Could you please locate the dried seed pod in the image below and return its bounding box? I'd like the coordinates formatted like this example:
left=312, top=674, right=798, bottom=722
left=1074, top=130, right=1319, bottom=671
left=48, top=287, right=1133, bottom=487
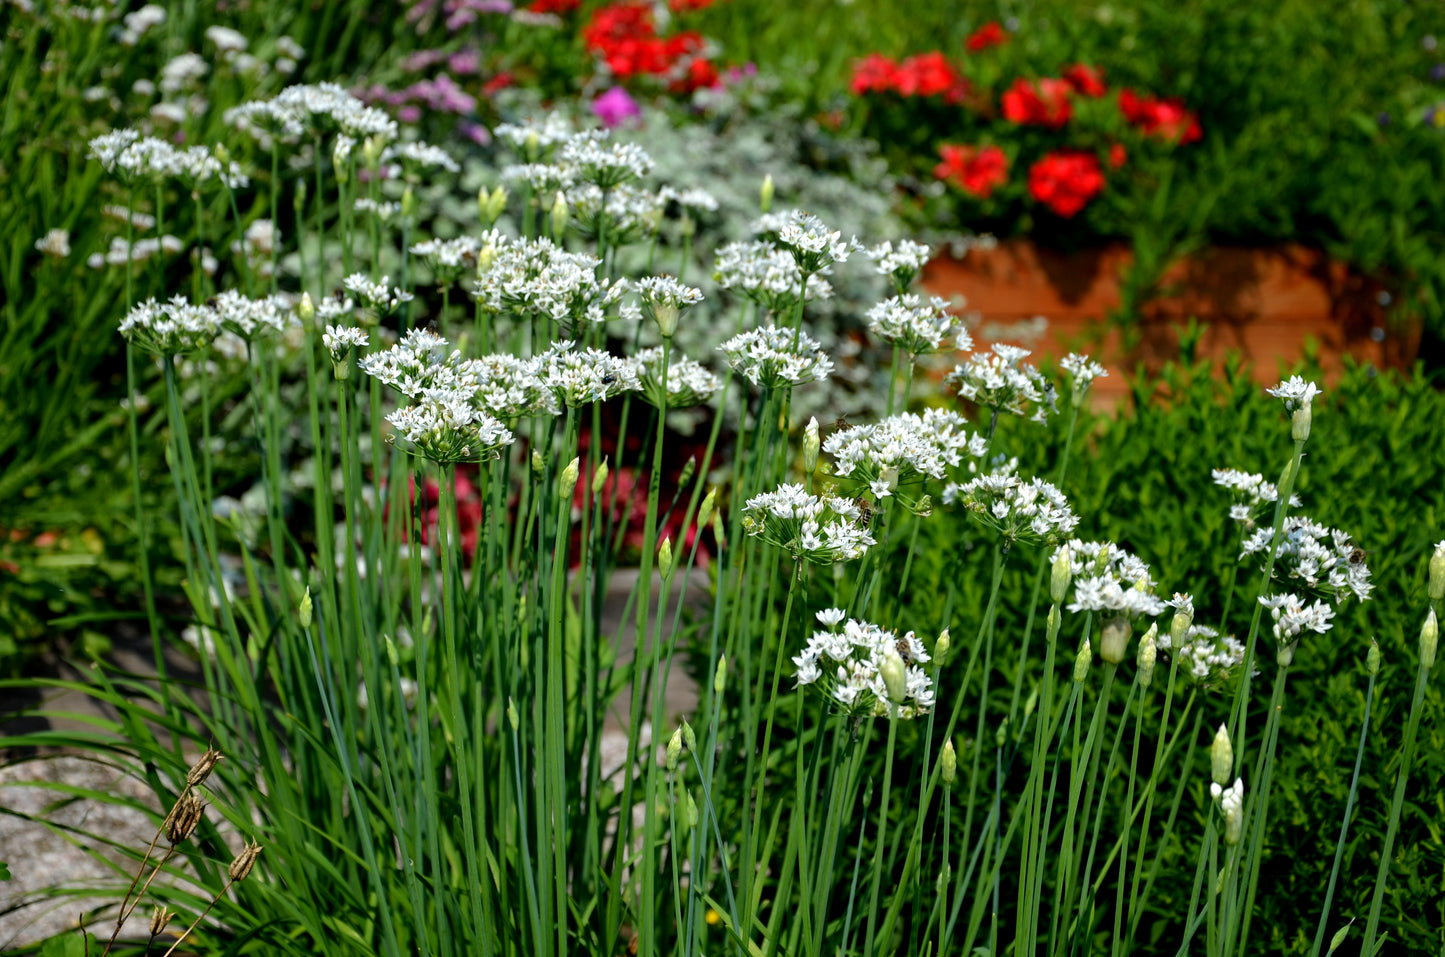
left=149, top=905, right=173, bottom=937
left=167, top=793, right=206, bottom=845
left=228, top=840, right=263, bottom=882
left=186, top=747, right=224, bottom=788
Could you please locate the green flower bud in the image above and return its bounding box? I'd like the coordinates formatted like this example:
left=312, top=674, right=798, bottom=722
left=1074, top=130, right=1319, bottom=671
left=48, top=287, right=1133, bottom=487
left=1138, top=623, right=1157, bottom=688
left=298, top=291, right=315, bottom=323
left=803, top=416, right=820, bottom=474
left=1421, top=607, right=1438, bottom=670
left=681, top=720, right=696, bottom=754
left=1328, top=922, right=1351, bottom=955
left=934, top=628, right=950, bottom=663
left=1073, top=638, right=1092, bottom=683
left=1051, top=548, right=1072, bottom=605
left=477, top=243, right=496, bottom=277
left=362, top=135, right=384, bottom=170
left=760, top=174, right=774, bottom=213
left=550, top=190, right=568, bottom=242
left=592, top=457, right=610, bottom=495
left=507, top=697, right=519, bottom=731
left=678, top=455, right=696, bottom=489
left=1171, top=607, right=1192, bottom=647
left=1047, top=603, right=1060, bottom=634
left=1277, top=639, right=1298, bottom=667
left=698, top=488, right=717, bottom=531
left=332, top=139, right=350, bottom=184
left=1210, top=723, right=1233, bottom=786
left=1367, top=638, right=1381, bottom=676
left=658, top=537, right=674, bottom=578
left=666, top=727, right=682, bottom=770
left=713, top=654, right=727, bottom=697
left=298, top=587, right=312, bottom=629
left=682, top=788, right=698, bottom=831
left=293, top=176, right=307, bottom=212
left=1023, top=684, right=1039, bottom=719
left=559, top=457, right=580, bottom=496
left=213, top=144, right=230, bottom=166
left=653, top=300, right=679, bottom=338
left=941, top=739, right=957, bottom=786
left=881, top=649, right=906, bottom=705
left=401, top=186, right=416, bottom=220
left=1100, top=617, right=1131, bottom=665
left=383, top=633, right=400, bottom=668
left=531, top=448, right=545, bottom=474
left=1429, top=541, right=1445, bottom=602
left=995, top=718, right=1008, bottom=749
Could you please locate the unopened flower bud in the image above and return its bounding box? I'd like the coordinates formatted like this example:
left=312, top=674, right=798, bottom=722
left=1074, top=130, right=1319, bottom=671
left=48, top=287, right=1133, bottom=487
left=1210, top=723, right=1232, bottom=786
left=1291, top=403, right=1312, bottom=443
left=666, top=727, right=682, bottom=770
left=477, top=244, right=496, bottom=276
left=714, top=654, right=727, bottom=696
left=653, top=300, right=679, bottom=338
left=881, top=649, right=906, bottom=704
left=678, top=456, right=696, bottom=489
left=228, top=840, right=263, bottom=882
left=298, top=587, right=312, bottom=629
left=941, top=739, right=957, bottom=786
left=1130, top=625, right=1154, bottom=689
left=332, top=140, right=350, bottom=184
left=658, top=537, right=674, bottom=578
left=559, top=457, right=579, bottom=495
left=186, top=747, right=224, bottom=788
left=1223, top=780, right=1244, bottom=845
left=213, top=144, right=230, bottom=166
left=698, top=488, right=717, bottom=531
left=592, top=457, right=610, bottom=495
left=524, top=129, right=541, bottom=159
left=1277, top=640, right=1298, bottom=667
left=1073, top=638, right=1092, bottom=683
left=298, top=291, right=315, bottom=323
left=995, top=718, right=1008, bottom=749
left=1328, top=923, right=1351, bottom=954
left=803, top=416, right=819, bottom=474
left=1100, top=617, right=1130, bottom=665
left=1367, top=638, right=1381, bottom=676
left=550, top=191, right=568, bottom=241
left=401, top=186, right=416, bottom=220
left=362, top=135, right=384, bottom=170
left=1429, top=541, right=1445, bottom=602
left=684, top=788, right=699, bottom=829
left=760, top=174, right=774, bottom=213
left=481, top=185, right=508, bottom=225
left=1047, top=604, right=1060, bottom=634
left=149, top=905, right=173, bottom=937
left=934, top=628, right=949, bottom=663
left=507, top=697, right=519, bottom=731
left=293, top=177, right=307, bottom=212
left=383, top=633, right=400, bottom=667
left=1051, top=549, right=1072, bottom=605
left=1421, top=608, right=1438, bottom=669
left=531, top=448, right=545, bottom=474
left=1023, top=684, right=1039, bottom=719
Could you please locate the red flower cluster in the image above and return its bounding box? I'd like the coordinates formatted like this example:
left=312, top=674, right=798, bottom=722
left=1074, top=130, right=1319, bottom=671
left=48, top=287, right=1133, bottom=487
left=1028, top=150, right=1106, bottom=218
left=1119, top=89, right=1202, bottom=143
left=528, top=0, right=579, bottom=13
left=965, top=21, right=1009, bottom=52
left=1062, top=63, right=1106, bottom=98
left=848, top=52, right=965, bottom=102
left=1001, top=77, right=1073, bottom=129
left=582, top=3, right=711, bottom=83
left=934, top=144, right=1009, bottom=199
left=668, top=0, right=719, bottom=9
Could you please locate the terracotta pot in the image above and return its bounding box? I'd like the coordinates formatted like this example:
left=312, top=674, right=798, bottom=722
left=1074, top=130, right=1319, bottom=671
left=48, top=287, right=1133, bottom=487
left=920, top=240, right=1421, bottom=403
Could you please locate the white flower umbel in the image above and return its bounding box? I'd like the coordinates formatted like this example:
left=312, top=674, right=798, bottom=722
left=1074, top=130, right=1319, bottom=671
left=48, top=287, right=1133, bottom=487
left=634, top=276, right=703, bottom=338
left=1156, top=623, right=1252, bottom=690
left=718, top=324, right=834, bottom=389
left=1052, top=539, right=1158, bottom=592
left=387, top=386, right=515, bottom=465
left=657, top=185, right=720, bottom=212
left=500, top=162, right=578, bottom=196
left=1065, top=577, right=1167, bottom=619
left=792, top=616, right=934, bottom=719
left=1241, top=515, right=1373, bottom=605
left=742, top=483, right=875, bottom=565
left=1267, top=375, right=1321, bottom=441
left=119, top=295, right=222, bottom=355
left=947, top=343, right=1055, bottom=423
left=343, top=273, right=415, bottom=315
left=495, top=114, right=574, bottom=161
left=558, top=130, right=654, bottom=188
left=322, top=325, right=369, bottom=363
left=359, top=328, right=480, bottom=398
left=713, top=240, right=834, bottom=315
left=946, top=474, right=1078, bottom=547
left=1213, top=467, right=1303, bottom=529
left=35, top=228, right=71, bottom=258
left=538, top=340, right=642, bottom=407
left=1259, top=591, right=1336, bottom=664
left=354, top=198, right=403, bottom=224
left=773, top=210, right=864, bottom=276
left=472, top=353, right=559, bottom=418
left=472, top=235, right=626, bottom=330
left=411, top=236, right=481, bottom=285
left=867, top=294, right=970, bottom=356
left=382, top=140, right=460, bottom=177
left=211, top=290, right=294, bottom=340
left=1059, top=352, right=1108, bottom=403
left=565, top=183, right=664, bottom=245
left=825, top=409, right=981, bottom=503
left=865, top=239, right=933, bottom=294
left=632, top=346, right=721, bottom=409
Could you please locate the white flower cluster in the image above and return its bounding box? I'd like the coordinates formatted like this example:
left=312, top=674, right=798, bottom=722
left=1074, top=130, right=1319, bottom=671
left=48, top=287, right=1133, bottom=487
left=947, top=343, right=1054, bottom=423
left=1265, top=375, right=1320, bottom=413
left=343, top=273, right=415, bottom=314
left=1241, top=515, right=1372, bottom=604
left=773, top=210, right=864, bottom=276
left=1211, top=777, right=1245, bottom=844
left=473, top=235, right=626, bottom=329
left=1212, top=468, right=1302, bottom=528
left=355, top=198, right=403, bottom=223
left=741, top=484, right=875, bottom=564
left=211, top=290, right=294, bottom=339
left=120, top=296, right=220, bottom=355
left=713, top=240, right=834, bottom=315
left=1259, top=592, right=1336, bottom=660
left=635, top=275, right=704, bottom=336
left=387, top=390, right=515, bottom=465
left=232, top=219, right=279, bottom=280
left=34, top=228, right=71, bottom=258
left=792, top=613, right=935, bottom=719
left=718, top=325, right=834, bottom=389
left=322, top=325, right=369, bottom=364
left=1059, top=353, right=1108, bottom=401
left=495, top=114, right=574, bottom=160
left=866, top=294, right=968, bottom=356
left=657, top=185, right=720, bottom=212
left=500, top=162, right=577, bottom=196
left=538, top=341, right=642, bottom=407
left=360, top=329, right=478, bottom=398
left=88, top=235, right=184, bottom=269
left=1052, top=539, right=1164, bottom=619
left=565, top=183, right=664, bottom=244
left=865, top=239, right=933, bottom=292
left=1156, top=623, right=1251, bottom=689
left=632, top=346, right=721, bottom=409
left=472, top=353, right=560, bottom=418
left=825, top=409, right=981, bottom=500
left=88, top=130, right=248, bottom=189
left=225, top=82, right=397, bottom=145
left=411, top=236, right=481, bottom=283
left=382, top=140, right=460, bottom=176
left=945, top=474, right=1078, bottom=546
left=558, top=130, right=654, bottom=188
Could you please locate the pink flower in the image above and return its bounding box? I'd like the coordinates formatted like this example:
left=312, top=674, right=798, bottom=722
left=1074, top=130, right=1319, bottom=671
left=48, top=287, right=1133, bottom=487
left=592, top=86, right=642, bottom=128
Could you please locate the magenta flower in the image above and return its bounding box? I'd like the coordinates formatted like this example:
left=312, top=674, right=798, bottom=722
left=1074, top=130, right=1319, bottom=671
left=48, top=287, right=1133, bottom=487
left=593, top=87, right=642, bottom=128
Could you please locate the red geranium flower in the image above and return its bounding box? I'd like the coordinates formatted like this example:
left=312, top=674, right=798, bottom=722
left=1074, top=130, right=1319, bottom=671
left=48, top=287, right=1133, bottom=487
left=529, top=0, right=579, bottom=12
left=1119, top=89, right=1202, bottom=143
left=1001, top=77, right=1073, bottom=128
left=934, top=143, right=1009, bottom=199
left=965, top=21, right=1009, bottom=52
left=1028, top=150, right=1105, bottom=217
left=1107, top=142, right=1127, bottom=169
left=850, top=53, right=901, bottom=95
left=895, top=52, right=966, bottom=101
left=671, top=57, right=721, bottom=93
left=1062, top=63, right=1106, bottom=98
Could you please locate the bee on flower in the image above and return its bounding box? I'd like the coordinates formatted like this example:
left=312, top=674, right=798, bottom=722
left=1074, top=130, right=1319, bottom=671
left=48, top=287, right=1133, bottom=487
left=741, top=484, right=875, bottom=564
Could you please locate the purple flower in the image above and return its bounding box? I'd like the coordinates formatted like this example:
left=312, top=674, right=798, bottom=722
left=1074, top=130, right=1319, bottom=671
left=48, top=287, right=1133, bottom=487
left=592, top=87, right=642, bottom=128
left=1431, top=63, right=1445, bottom=82
left=459, top=122, right=492, bottom=146
left=449, top=49, right=482, bottom=76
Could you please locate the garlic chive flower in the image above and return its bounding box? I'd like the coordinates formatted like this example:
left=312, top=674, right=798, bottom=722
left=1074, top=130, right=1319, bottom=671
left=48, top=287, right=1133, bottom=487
left=741, top=483, right=875, bottom=564
left=323, top=325, right=368, bottom=378
left=657, top=185, right=720, bottom=213
left=1155, top=623, right=1252, bottom=690
left=210, top=290, right=294, bottom=340
left=471, top=235, right=626, bottom=329
left=558, top=130, right=654, bottom=188
left=792, top=616, right=934, bottom=718
left=635, top=276, right=703, bottom=338
left=719, top=324, right=834, bottom=389
left=1259, top=592, right=1336, bottom=665
left=500, top=162, right=578, bottom=196
left=632, top=346, right=721, bottom=409
left=945, top=474, right=1078, bottom=547
left=947, top=343, right=1054, bottom=423
left=1212, top=468, right=1303, bottom=528
left=565, top=183, right=664, bottom=244
left=773, top=210, right=864, bottom=276
left=1212, top=777, right=1245, bottom=845
left=537, top=340, right=642, bottom=407
left=386, top=388, right=514, bottom=465
left=360, top=328, right=480, bottom=398
left=495, top=114, right=574, bottom=161
left=411, top=236, right=481, bottom=285
left=825, top=409, right=980, bottom=503
left=1240, top=515, right=1373, bottom=604
left=343, top=273, right=414, bottom=315
left=473, top=353, right=560, bottom=418
left=1267, top=375, right=1320, bottom=441
left=713, top=240, right=834, bottom=315
left=865, top=239, right=933, bottom=294
left=382, top=140, right=460, bottom=177
left=866, top=294, right=970, bottom=356
left=1059, top=352, right=1108, bottom=403
left=120, top=296, right=221, bottom=355
left=1050, top=539, right=1164, bottom=619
